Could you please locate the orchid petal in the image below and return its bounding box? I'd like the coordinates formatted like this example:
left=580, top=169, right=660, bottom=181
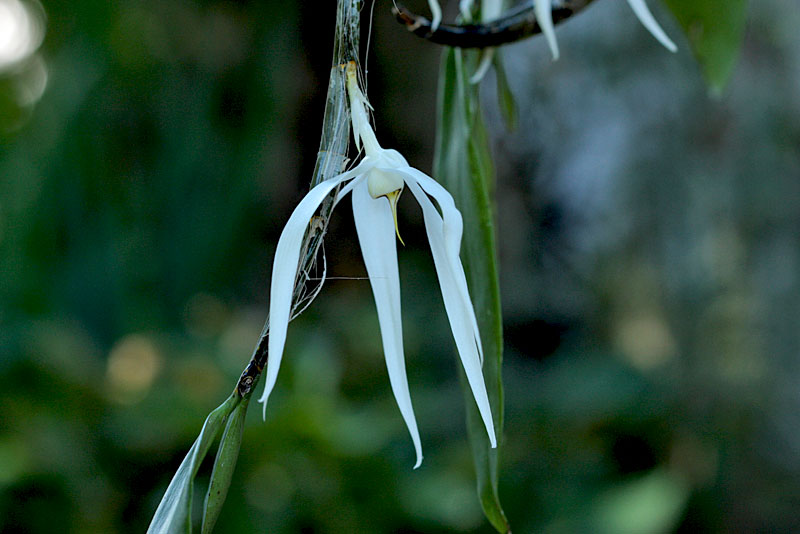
left=333, top=173, right=366, bottom=208
left=625, top=0, right=678, bottom=52
left=352, top=180, right=423, bottom=468
left=534, top=0, right=559, bottom=60
left=405, top=175, right=497, bottom=448
left=258, top=169, right=361, bottom=416
left=404, top=168, right=484, bottom=364
left=330, top=156, right=381, bottom=208
left=428, top=0, right=442, bottom=32
left=333, top=159, right=379, bottom=208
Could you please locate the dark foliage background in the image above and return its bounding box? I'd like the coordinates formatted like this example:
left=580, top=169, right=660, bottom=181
left=1, top=0, right=799, bottom=532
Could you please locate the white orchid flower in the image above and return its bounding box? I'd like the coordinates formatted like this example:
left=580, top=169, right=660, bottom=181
left=257, top=63, right=497, bottom=468
left=535, top=0, right=677, bottom=60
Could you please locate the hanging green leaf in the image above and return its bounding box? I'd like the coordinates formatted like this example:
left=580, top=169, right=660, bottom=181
left=146, top=394, right=240, bottom=534
left=434, top=47, right=509, bottom=534
left=201, top=396, right=251, bottom=534
left=493, top=51, right=517, bottom=132
left=662, top=0, right=749, bottom=94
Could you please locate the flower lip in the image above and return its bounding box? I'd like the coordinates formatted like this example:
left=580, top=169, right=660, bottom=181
left=367, top=167, right=405, bottom=200
left=366, top=167, right=406, bottom=245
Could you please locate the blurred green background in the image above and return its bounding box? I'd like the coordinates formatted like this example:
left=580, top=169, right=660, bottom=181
left=2, top=0, right=800, bottom=532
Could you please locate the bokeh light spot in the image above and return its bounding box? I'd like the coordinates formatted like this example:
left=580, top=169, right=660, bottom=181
left=106, top=335, right=163, bottom=403
left=615, top=314, right=676, bottom=371
left=0, top=0, right=44, bottom=70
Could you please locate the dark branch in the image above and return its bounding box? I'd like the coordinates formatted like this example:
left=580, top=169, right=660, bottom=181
left=392, top=0, right=596, bottom=49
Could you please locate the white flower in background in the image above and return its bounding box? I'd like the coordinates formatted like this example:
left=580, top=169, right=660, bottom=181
left=459, top=0, right=475, bottom=20
left=429, top=0, right=443, bottom=31
left=535, top=0, right=560, bottom=60
left=535, top=0, right=677, bottom=60
left=258, top=62, right=497, bottom=468
left=624, top=0, right=677, bottom=52
left=469, top=0, right=504, bottom=83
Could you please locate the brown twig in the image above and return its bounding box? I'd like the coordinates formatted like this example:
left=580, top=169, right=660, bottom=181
left=392, top=0, right=596, bottom=49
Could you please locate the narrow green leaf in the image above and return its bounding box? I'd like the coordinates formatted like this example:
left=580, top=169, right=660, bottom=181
left=493, top=51, right=517, bottom=132
left=201, top=397, right=251, bottom=534
left=662, top=0, right=749, bottom=94
left=434, top=47, right=510, bottom=534
left=147, top=394, right=240, bottom=534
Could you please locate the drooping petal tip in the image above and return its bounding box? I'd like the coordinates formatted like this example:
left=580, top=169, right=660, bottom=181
left=469, top=48, right=495, bottom=85
left=534, top=0, right=559, bottom=60
left=625, top=0, right=678, bottom=53
left=405, top=174, right=496, bottom=449
left=428, top=0, right=442, bottom=32
left=352, top=180, right=424, bottom=470
left=259, top=395, right=268, bottom=420
left=260, top=172, right=356, bottom=423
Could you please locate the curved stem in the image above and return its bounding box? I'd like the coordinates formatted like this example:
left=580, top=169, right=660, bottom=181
left=392, top=0, right=596, bottom=49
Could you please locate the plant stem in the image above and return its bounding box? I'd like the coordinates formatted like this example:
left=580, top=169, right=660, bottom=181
left=393, top=0, right=596, bottom=48
left=236, top=0, right=363, bottom=397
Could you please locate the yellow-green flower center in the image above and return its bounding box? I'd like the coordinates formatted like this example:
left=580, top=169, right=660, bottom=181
left=368, top=168, right=405, bottom=245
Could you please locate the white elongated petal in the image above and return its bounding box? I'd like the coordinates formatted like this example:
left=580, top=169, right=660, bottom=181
left=534, top=0, right=559, bottom=60
left=258, top=162, right=371, bottom=416
left=404, top=168, right=483, bottom=364
left=334, top=164, right=375, bottom=208
left=405, top=174, right=497, bottom=448
left=625, top=0, right=677, bottom=52
left=428, top=0, right=442, bottom=31
left=352, top=180, right=423, bottom=468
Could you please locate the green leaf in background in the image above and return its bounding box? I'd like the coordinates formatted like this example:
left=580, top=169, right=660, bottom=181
left=662, top=0, right=749, bottom=94
left=434, top=47, right=509, bottom=534
left=592, top=470, right=689, bottom=534
left=493, top=51, right=517, bottom=132
left=147, top=394, right=240, bottom=534
left=201, top=397, right=250, bottom=534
